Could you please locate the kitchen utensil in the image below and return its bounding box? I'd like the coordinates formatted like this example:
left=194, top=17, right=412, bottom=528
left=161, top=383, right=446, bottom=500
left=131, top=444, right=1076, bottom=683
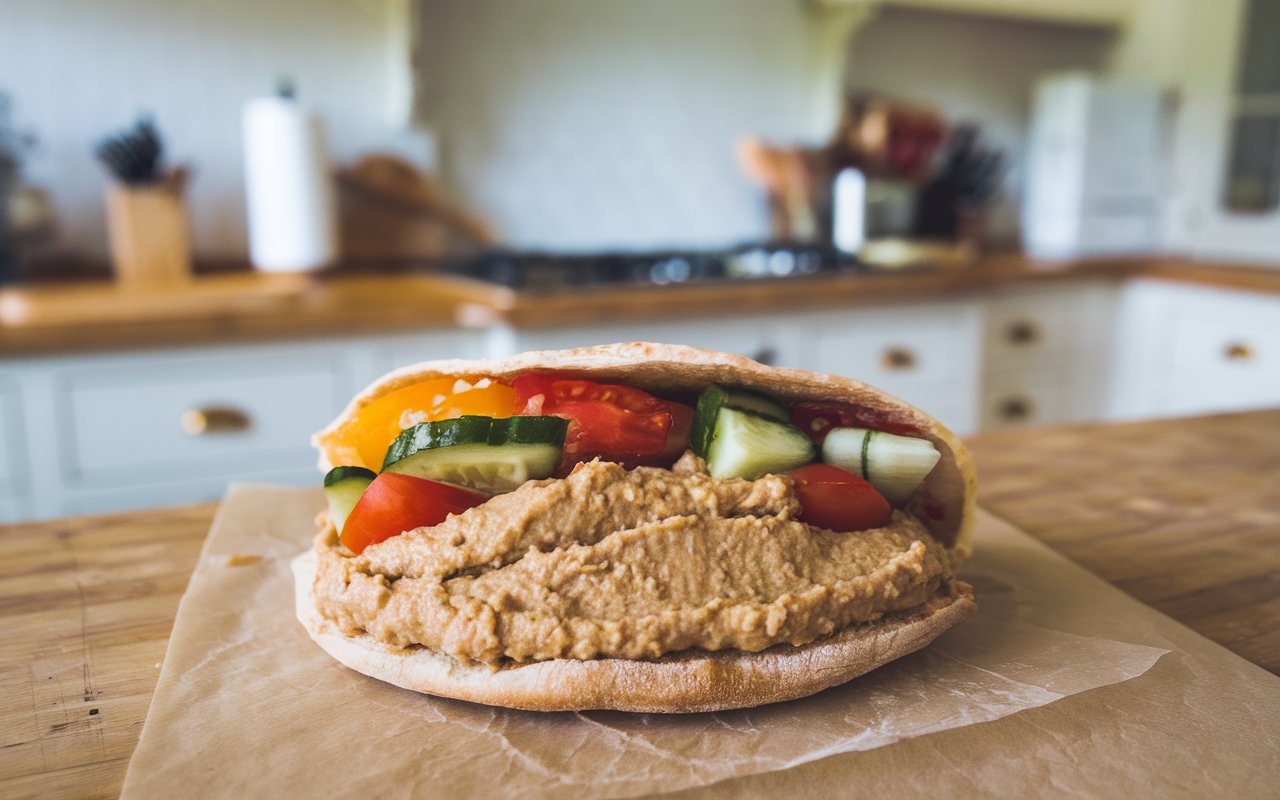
left=336, top=153, right=498, bottom=261
left=735, top=138, right=821, bottom=242
left=95, top=117, right=164, bottom=185
left=104, top=166, right=193, bottom=287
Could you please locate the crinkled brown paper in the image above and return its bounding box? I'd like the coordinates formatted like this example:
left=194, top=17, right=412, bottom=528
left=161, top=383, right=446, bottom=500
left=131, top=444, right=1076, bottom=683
left=122, top=485, right=1280, bottom=799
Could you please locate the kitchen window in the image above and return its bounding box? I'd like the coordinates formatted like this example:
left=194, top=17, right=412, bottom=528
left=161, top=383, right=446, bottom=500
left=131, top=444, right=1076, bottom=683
left=1222, top=0, right=1280, bottom=213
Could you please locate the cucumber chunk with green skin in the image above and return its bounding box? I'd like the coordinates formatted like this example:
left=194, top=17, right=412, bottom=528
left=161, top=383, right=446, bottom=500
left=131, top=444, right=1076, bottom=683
left=382, top=415, right=569, bottom=492
left=821, top=427, right=941, bottom=506
left=720, top=388, right=788, bottom=421
left=704, top=406, right=815, bottom=480
left=323, top=466, right=376, bottom=533
left=691, top=385, right=790, bottom=456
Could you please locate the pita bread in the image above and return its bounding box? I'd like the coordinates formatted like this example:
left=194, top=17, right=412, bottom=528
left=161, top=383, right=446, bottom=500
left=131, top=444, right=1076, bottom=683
left=293, top=551, right=975, bottom=713
left=300, top=343, right=978, bottom=712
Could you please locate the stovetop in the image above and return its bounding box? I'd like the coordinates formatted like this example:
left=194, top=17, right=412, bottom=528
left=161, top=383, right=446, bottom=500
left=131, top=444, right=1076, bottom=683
left=440, top=244, right=864, bottom=292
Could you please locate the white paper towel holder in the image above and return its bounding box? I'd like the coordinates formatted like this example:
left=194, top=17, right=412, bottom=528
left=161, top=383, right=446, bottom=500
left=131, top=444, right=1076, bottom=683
left=242, top=79, right=338, bottom=273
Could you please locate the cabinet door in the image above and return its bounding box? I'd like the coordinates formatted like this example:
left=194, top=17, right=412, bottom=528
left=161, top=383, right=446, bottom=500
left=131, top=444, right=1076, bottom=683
left=798, top=301, right=983, bottom=435
left=981, top=282, right=1119, bottom=428
left=0, top=375, right=24, bottom=504
left=54, top=348, right=347, bottom=489
left=1110, top=280, right=1280, bottom=418
left=507, top=317, right=792, bottom=367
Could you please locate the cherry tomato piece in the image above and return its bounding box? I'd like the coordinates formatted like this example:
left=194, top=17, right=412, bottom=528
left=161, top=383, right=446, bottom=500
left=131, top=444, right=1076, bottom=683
left=512, top=374, right=681, bottom=469
left=791, top=463, right=892, bottom=532
left=790, top=401, right=921, bottom=445
left=340, top=472, right=488, bottom=554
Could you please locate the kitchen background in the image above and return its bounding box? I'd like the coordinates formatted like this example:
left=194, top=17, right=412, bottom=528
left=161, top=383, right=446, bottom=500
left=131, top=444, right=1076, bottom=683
left=1, top=0, right=1278, bottom=522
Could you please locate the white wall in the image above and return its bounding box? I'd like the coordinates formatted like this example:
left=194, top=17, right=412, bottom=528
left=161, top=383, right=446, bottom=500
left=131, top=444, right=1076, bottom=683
left=0, top=0, right=410, bottom=260
left=843, top=6, right=1115, bottom=247
left=415, top=0, right=839, bottom=251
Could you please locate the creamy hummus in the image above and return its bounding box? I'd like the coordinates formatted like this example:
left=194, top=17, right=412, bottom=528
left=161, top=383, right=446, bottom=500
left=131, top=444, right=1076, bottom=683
left=313, top=457, right=956, bottom=667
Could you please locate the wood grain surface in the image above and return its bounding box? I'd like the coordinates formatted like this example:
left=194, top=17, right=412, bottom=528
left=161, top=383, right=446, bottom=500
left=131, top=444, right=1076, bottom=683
left=966, top=410, right=1280, bottom=675
left=0, top=505, right=209, bottom=798
left=0, top=273, right=500, bottom=357
left=1, top=409, right=1278, bottom=797
left=5, top=256, right=1280, bottom=356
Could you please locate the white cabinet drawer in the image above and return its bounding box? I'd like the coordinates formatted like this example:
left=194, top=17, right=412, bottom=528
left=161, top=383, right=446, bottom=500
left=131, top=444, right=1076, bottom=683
left=55, top=468, right=317, bottom=518
left=57, top=354, right=345, bottom=486
left=1164, top=312, right=1280, bottom=404
left=377, top=330, right=488, bottom=374
left=810, top=307, right=972, bottom=392
left=511, top=319, right=785, bottom=366
left=985, top=293, right=1075, bottom=367
left=0, top=377, right=22, bottom=498
left=0, top=496, right=28, bottom=525
left=981, top=374, right=1070, bottom=431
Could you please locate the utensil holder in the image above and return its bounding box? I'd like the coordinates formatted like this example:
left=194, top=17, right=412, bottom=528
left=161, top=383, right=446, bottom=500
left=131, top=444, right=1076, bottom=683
left=105, top=177, right=192, bottom=287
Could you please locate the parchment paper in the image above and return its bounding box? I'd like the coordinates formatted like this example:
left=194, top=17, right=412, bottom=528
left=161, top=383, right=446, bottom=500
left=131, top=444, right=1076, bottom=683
left=121, top=485, right=1280, bottom=799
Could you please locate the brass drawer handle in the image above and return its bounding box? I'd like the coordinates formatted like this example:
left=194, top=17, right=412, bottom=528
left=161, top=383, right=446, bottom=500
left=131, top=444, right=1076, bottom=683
left=997, top=395, right=1035, bottom=422
left=1224, top=342, right=1254, bottom=362
left=1005, top=319, right=1041, bottom=346
left=880, top=347, right=917, bottom=371
left=181, top=406, right=252, bottom=436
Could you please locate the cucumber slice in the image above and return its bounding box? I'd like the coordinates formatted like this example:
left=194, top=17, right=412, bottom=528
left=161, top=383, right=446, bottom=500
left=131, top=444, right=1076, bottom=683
left=822, top=427, right=941, bottom=506
left=721, top=388, right=788, bottom=421
left=382, top=415, right=568, bottom=492
left=323, top=466, right=376, bottom=533
left=704, top=406, right=815, bottom=480
left=691, top=385, right=790, bottom=456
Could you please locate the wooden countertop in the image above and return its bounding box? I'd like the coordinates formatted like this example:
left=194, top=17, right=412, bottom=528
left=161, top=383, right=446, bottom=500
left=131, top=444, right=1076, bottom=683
left=4, top=255, right=1280, bottom=357
left=2, top=409, right=1278, bottom=795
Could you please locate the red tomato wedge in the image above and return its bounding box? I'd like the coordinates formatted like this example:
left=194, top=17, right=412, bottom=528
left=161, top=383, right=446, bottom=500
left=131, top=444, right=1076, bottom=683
left=790, top=401, right=921, bottom=445
left=791, top=463, right=892, bottom=532
left=512, top=374, right=692, bottom=469
left=340, top=472, right=488, bottom=554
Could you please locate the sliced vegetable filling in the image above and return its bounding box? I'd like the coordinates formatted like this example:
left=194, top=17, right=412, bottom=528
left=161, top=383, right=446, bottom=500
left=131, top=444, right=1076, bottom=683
left=324, top=372, right=946, bottom=550
left=383, top=415, right=569, bottom=493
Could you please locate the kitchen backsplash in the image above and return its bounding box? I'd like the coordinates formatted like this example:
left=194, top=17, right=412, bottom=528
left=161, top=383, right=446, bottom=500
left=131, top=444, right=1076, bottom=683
left=0, top=0, right=411, bottom=260
left=415, top=0, right=1116, bottom=252
left=415, top=0, right=837, bottom=252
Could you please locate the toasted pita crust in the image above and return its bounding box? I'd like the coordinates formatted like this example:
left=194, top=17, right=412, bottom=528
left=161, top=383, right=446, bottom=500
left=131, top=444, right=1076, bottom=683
left=313, top=342, right=976, bottom=556
left=292, top=551, right=976, bottom=713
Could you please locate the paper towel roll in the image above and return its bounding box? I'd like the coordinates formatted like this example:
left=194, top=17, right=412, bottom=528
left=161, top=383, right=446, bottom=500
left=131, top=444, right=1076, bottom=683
left=242, top=96, right=337, bottom=271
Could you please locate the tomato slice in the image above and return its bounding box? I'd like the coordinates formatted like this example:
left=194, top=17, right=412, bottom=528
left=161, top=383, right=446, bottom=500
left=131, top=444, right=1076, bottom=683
left=340, top=472, right=488, bottom=554
left=790, top=401, right=921, bottom=445
left=791, top=463, right=892, bottom=532
left=512, top=374, right=689, bottom=469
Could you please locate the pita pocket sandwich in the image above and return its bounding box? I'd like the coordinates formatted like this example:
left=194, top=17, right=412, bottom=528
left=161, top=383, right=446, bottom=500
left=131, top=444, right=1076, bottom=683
left=293, top=343, right=976, bottom=712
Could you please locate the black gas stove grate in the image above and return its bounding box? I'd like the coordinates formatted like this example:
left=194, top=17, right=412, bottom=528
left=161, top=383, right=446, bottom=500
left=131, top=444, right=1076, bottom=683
left=441, top=244, right=863, bottom=291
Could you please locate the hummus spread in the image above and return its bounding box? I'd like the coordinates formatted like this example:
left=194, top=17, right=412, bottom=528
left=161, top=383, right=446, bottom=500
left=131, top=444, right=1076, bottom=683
left=313, top=458, right=955, bottom=666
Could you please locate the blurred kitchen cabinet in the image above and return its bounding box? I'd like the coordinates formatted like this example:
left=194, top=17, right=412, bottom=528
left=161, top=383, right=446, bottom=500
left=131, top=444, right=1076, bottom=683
left=5, top=329, right=486, bottom=522
left=980, top=282, right=1119, bottom=430
left=494, top=317, right=796, bottom=368
left=791, top=300, right=985, bottom=435
left=1110, top=280, right=1280, bottom=418
left=0, top=375, right=29, bottom=523
left=818, top=0, right=1132, bottom=28
left=371, top=329, right=489, bottom=377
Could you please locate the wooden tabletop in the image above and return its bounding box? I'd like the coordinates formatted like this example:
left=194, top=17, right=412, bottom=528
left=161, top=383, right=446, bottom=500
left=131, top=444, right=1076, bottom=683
left=2, top=409, right=1279, bottom=797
